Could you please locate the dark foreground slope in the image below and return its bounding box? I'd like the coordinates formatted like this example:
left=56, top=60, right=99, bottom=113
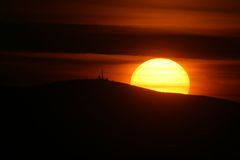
left=2, top=79, right=240, bottom=158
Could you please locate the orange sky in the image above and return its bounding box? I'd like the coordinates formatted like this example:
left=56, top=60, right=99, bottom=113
left=1, top=0, right=240, bottom=36
left=0, top=0, right=239, bottom=101
left=1, top=52, right=240, bottom=102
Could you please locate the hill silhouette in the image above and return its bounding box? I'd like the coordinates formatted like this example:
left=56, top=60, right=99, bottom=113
left=2, top=79, right=240, bottom=158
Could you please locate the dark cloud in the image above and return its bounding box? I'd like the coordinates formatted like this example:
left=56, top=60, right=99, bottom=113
left=0, top=24, right=239, bottom=59
left=1, top=0, right=239, bottom=35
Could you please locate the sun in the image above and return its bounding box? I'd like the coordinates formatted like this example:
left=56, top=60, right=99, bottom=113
left=130, top=58, right=190, bottom=94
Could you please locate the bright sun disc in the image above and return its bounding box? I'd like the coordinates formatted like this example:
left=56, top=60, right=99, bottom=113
left=130, top=58, right=190, bottom=94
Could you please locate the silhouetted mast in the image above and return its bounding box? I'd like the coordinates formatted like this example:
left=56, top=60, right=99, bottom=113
left=98, top=69, right=108, bottom=80
left=101, top=70, right=104, bottom=79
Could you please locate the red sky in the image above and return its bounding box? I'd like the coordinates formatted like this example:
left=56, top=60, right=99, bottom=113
left=0, top=0, right=239, bottom=101
left=1, top=52, right=240, bottom=102
left=1, top=0, right=240, bottom=36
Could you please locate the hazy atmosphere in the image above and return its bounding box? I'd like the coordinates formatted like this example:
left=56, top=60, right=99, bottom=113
left=2, top=0, right=240, bottom=158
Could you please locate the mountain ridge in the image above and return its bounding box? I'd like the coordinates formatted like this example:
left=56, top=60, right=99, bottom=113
left=37, top=79, right=239, bottom=104
left=3, top=79, right=240, bottom=158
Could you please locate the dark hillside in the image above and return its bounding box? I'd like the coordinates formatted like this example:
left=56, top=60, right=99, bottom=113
left=2, top=79, right=240, bottom=158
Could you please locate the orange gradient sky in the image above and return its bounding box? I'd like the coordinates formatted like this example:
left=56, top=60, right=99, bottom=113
left=0, top=1, right=240, bottom=102
left=1, top=52, right=240, bottom=102
left=1, top=0, right=240, bottom=36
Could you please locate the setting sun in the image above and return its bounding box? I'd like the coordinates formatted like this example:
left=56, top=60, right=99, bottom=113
left=130, top=58, right=190, bottom=94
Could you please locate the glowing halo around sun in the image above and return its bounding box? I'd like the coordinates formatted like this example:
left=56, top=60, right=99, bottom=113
left=130, top=58, right=190, bottom=94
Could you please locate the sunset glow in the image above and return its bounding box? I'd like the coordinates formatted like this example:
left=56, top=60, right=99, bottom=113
left=130, top=58, right=190, bottom=94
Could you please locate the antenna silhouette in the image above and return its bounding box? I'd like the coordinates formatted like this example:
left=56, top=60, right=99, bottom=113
left=101, top=69, right=104, bottom=79
left=97, top=69, right=108, bottom=81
